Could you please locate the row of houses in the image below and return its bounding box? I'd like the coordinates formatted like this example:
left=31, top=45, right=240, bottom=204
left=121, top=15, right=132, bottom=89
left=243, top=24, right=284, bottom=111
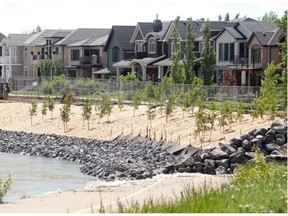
left=0, top=16, right=284, bottom=86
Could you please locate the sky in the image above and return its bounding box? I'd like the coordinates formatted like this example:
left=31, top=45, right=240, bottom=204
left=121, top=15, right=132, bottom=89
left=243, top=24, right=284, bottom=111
left=0, top=0, right=286, bottom=36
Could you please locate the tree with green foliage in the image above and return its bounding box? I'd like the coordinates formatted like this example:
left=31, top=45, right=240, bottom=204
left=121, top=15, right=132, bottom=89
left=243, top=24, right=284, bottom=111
left=132, top=89, right=144, bottom=117
left=46, top=96, right=55, bottom=119
left=41, top=99, right=48, bottom=121
left=235, top=101, right=245, bottom=123
left=223, top=101, right=234, bottom=128
left=275, top=11, right=287, bottom=109
left=170, top=16, right=184, bottom=83
left=218, top=103, right=228, bottom=133
left=60, top=104, right=70, bottom=132
left=259, top=11, right=278, bottom=22
left=40, top=58, right=53, bottom=77
left=256, top=62, right=282, bottom=120
left=201, top=20, right=216, bottom=85
left=252, top=94, right=265, bottom=123
left=207, top=101, right=218, bottom=141
left=0, top=174, right=12, bottom=204
left=183, top=17, right=196, bottom=84
left=120, top=71, right=139, bottom=82
left=82, top=99, right=93, bottom=130
left=146, top=99, right=157, bottom=128
left=99, top=94, right=112, bottom=122
left=117, top=91, right=126, bottom=111
left=53, top=59, right=64, bottom=77
left=224, top=13, right=230, bottom=21
left=29, top=100, right=37, bottom=126
left=194, top=108, right=210, bottom=148
left=165, top=92, right=176, bottom=122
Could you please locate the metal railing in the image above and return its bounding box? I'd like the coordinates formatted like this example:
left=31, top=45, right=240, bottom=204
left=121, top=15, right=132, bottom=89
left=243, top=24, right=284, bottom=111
left=3, top=76, right=266, bottom=103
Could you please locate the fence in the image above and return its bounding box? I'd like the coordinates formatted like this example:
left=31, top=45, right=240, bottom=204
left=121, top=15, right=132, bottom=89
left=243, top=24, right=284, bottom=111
left=4, top=76, right=263, bottom=103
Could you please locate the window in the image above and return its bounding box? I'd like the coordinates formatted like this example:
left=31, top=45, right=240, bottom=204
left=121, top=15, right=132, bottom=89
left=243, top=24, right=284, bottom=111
left=53, top=47, right=59, bottom=54
left=24, top=48, right=28, bottom=58
left=23, top=66, right=28, bottom=77
left=135, top=40, right=145, bottom=52
left=252, top=47, right=261, bottom=63
left=148, top=38, right=156, bottom=53
left=112, top=46, right=120, bottom=62
left=219, top=43, right=234, bottom=62
left=71, top=49, right=80, bottom=61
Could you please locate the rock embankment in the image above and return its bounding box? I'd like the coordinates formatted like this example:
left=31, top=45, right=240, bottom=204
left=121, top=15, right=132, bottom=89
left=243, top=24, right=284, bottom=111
left=0, top=120, right=286, bottom=181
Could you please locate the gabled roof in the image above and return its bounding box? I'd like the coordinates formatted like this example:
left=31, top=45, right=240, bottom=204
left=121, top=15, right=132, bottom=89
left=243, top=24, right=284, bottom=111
left=231, top=17, right=257, bottom=22
left=130, top=22, right=152, bottom=42
left=55, top=28, right=110, bottom=46
left=144, top=21, right=172, bottom=41
left=104, top=25, right=135, bottom=51
left=200, top=21, right=235, bottom=32
left=24, top=29, right=72, bottom=46
left=68, top=35, right=109, bottom=47
left=0, top=32, right=6, bottom=42
left=249, top=28, right=284, bottom=46
left=1, top=34, right=32, bottom=46
left=214, top=26, right=246, bottom=41
left=238, top=21, right=277, bottom=33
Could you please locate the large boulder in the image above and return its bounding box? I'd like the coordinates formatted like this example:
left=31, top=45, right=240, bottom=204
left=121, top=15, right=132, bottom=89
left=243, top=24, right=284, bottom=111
left=215, top=159, right=230, bottom=169
left=229, top=151, right=245, bottom=164
left=208, top=148, right=229, bottom=160
left=219, top=143, right=237, bottom=155
left=215, top=166, right=227, bottom=175
left=242, top=139, right=252, bottom=151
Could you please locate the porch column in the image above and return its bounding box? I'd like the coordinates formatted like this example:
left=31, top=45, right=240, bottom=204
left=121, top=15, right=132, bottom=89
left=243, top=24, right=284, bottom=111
left=158, top=65, right=163, bottom=81
left=131, top=65, right=135, bottom=72
left=142, top=66, right=147, bottom=81
left=116, top=67, right=120, bottom=81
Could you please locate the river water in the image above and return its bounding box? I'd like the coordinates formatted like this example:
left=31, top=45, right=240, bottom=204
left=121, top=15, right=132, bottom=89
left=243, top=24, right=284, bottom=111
left=0, top=152, right=96, bottom=202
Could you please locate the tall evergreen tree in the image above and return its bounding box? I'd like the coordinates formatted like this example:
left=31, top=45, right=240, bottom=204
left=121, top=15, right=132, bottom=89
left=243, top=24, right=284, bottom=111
left=224, top=13, right=230, bottom=21
left=200, top=20, right=216, bottom=85
left=183, top=18, right=196, bottom=84
left=259, top=11, right=278, bottom=22
left=170, top=16, right=184, bottom=83
left=275, top=11, right=287, bottom=108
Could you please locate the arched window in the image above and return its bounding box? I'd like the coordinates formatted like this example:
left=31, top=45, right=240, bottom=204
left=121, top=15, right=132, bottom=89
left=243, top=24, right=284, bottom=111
left=148, top=38, right=156, bottom=54
left=112, top=46, right=120, bottom=62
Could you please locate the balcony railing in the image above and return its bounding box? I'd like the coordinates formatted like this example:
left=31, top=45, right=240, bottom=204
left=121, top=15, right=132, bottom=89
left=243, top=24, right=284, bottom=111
left=0, top=56, right=20, bottom=64
left=79, top=56, right=101, bottom=65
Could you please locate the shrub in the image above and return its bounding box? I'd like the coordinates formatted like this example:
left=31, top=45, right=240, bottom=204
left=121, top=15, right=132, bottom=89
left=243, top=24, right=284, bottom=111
left=0, top=174, right=12, bottom=204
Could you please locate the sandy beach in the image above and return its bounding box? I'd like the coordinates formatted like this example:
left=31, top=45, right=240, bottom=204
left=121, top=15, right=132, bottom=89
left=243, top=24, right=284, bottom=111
left=0, top=100, right=276, bottom=213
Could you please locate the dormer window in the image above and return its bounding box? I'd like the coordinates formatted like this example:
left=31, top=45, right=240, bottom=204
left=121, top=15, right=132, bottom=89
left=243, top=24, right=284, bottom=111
left=148, top=38, right=156, bottom=54
left=135, top=40, right=145, bottom=52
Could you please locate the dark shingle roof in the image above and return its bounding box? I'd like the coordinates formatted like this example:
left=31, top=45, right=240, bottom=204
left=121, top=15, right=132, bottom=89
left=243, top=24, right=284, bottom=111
left=0, top=32, right=6, bottom=42
left=24, top=29, right=72, bottom=46
left=225, top=27, right=245, bottom=39
left=55, top=28, right=110, bottom=45
left=178, top=20, right=205, bottom=40
left=253, top=28, right=284, bottom=46
left=138, top=22, right=153, bottom=37
left=239, top=21, right=277, bottom=33
left=200, top=21, right=235, bottom=32
left=104, top=25, right=135, bottom=51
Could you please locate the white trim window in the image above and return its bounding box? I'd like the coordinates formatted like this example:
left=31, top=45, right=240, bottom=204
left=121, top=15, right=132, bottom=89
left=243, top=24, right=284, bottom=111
left=135, top=40, right=145, bottom=52
left=148, top=38, right=156, bottom=54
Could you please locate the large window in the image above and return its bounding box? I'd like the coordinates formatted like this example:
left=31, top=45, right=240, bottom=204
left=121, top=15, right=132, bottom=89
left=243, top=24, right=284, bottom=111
left=252, top=47, right=261, bottom=63
left=71, top=49, right=79, bottom=61
left=135, top=40, right=145, bottom=52
left=112, top=46, right=120, bottom=62
left=219, top=43, right=234, bottom=62
left=148, top=38, right=156, bottom=53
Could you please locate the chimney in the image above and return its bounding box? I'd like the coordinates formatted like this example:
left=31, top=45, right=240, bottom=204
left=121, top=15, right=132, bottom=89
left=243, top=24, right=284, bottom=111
left=153, top=14, right=162, bottom=32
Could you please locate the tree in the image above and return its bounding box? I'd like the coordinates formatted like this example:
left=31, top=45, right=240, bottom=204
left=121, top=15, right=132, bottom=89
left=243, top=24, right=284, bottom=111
left=46, top=96, right=55, bottom=119
left=117, top=91, right=126, bottom=111
left=0, top=174, right=12, bottom=204
left=183, top=17, right=196, bottom=84
left=201, top=20, right=216, bottom=85
left=41, top=99, right=48, bottom=121
left=224, top=13, right=230, bottom=21
left=29, top=100, right=37, bottom=126
left=234, top=13, right=240, bottom=19
left=256, top=62, right=282, bottom=120
left=218, top=15, right=223, bottom=21
left=60, top=104, right=70, bottom=132
left=146, top=100, right=157, bottom=128
left=165, top=92, right=176, bottom=122
left=120, top=71, right=139, bottom=82
left=259, top=11, right=278, bottom=22
left=82, top=99, right=93, bottom=130
left=275, top=11, right=287, bottom=108
left=132, top=89, right=143, bottom=117
left=99, top=94, right=112, bottom=122
left=53, top=59, right=64, bottom=77
left=235, top=101, right=245, bottom=123
left=40, top=59, right=52, bottom=77
left=170, top=16, right=184, bottom=83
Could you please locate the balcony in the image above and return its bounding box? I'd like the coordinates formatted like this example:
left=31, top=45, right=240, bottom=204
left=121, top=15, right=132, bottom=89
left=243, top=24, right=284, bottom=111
left=80, top=55, right=101, bottom=65
left=0, top=56, right=20, bottom=64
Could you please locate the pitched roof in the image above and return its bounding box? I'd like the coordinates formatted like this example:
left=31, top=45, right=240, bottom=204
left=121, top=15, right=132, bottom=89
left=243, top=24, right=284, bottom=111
left=252, top=28, right=284, bottom=46
left=200, top=21, right=235, bottom=32
left=224, top=27, right=245, bottom=39
left=0, top=32, right=6, bottom=42
left=239, top=21, right=277, bottom=33
left=24, top=29, right=72, bottom=46
left=105, top=25, right=135, bottom=51
left=68, top=35, right=109, bottom=46
left=138, top=22, right=153, bottom=37
left=1, top=34, right=32, bottom=46
left=55, top=28, right=110, bottom=45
